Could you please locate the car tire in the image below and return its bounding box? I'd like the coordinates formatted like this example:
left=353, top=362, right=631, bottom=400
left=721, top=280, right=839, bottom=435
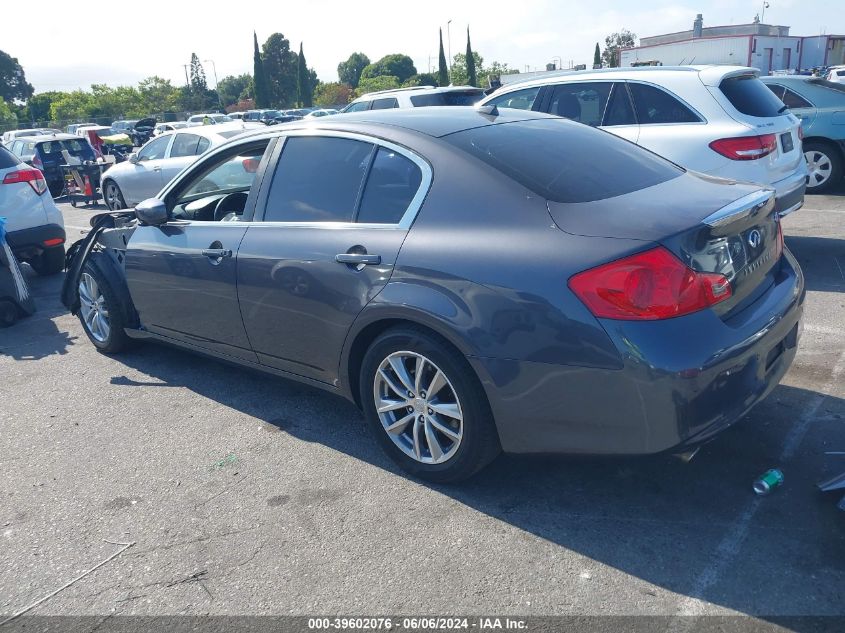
left=29, top=246, right=65, bottom=275
left=804, top=141, right=843, bottom=193
left=76, top=257, right=135, bottom=354
left=360, top=326, right=501, bottom=483
left=104, top=180, right=127, bottom=211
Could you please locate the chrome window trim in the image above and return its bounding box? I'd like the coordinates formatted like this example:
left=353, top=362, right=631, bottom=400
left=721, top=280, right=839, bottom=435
left=256, top=129, right=433, bottom=230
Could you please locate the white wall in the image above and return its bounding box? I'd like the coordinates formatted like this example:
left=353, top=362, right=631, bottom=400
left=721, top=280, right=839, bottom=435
left=748, top=36, right=801, bottom=73
left=621, top=37, right=750, bottom=67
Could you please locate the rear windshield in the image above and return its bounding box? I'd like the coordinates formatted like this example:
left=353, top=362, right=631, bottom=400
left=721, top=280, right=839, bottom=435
left=39, top=139, right=95, bottom=158
left=808, top=78, right=845, bottom=94
left=411, top=90, right=485, bottom=107
left=0, top=145, right=20, bottom=169
left=720, top=75, right=787, bottom=117
left=444, top=119, right=682, bottom=203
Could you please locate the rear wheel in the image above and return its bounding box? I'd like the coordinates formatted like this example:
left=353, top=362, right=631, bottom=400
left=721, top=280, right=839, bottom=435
left=77, top=261, right=133, bottom=353
left=804, top=142, right=843, bottom=193
left=360, top=327, right=500, bottom=482
left=104, top=180, right=127, bottom=210
left=29, top=246, right=65, bottom=275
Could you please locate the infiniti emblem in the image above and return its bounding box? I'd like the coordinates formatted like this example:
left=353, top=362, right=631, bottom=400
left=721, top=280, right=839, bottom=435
left=747, top=229, right=762, bottom=249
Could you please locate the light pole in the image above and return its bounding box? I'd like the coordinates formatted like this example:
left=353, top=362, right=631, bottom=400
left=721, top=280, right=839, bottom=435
left=552, top=56, right=562, bottom=70
left=447, top=20, right=452, bottom=82
left=761, top=1, right=770, bottom=23
left=203, top=59, right=223, bottom=111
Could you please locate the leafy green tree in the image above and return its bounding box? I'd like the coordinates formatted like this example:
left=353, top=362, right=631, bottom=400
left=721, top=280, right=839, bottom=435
left=0, top=98, right=18, bottom=131
left=465, top=28, right=477, bottom=87
left=50, top=91, right=96, bottom=122
left=189, top=53, right=208, bottom=91
left=450, top=52, right=483, bottom=86
left=297, top=43, right=313, bottom=107
left=360, top=54, right=417, bottom=84
left=26, top=92, right=64, bottom=124
left=438, top=30, right=449, bottom=87
left=0, top=50, right=33, bottom=103
left=593, top=43, right=601, bottom=68
left=262, top=33, right=299, bottom=108
left=355, top=75, right=400, bottom=97
left=137, top=76, right=179, bottom=113
left=602, top=29, right=636, bottom=68
left=402, top=73, right=439, bottom=87
left=253, top=32, right=269, bottom=108
left=314, top=82, right=352, bottom=107
left=337, top=52, right=370, bottom=89
left=217, top=74, right=252, bottom=107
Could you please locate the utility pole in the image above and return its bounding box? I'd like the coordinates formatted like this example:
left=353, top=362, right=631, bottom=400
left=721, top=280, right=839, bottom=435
left=447, top=19, right=453, bottom=81
left=204, top=59, right=223, bottom=111
left=182, top=64, right=190, bottom=87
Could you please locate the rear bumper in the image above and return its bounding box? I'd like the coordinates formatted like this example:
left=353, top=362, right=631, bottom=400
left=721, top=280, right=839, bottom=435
left=773, top=168, right=807, bottom=216
left=471, top=250, right=805, bottom=455
left=5, top=223, right=66, bottom=260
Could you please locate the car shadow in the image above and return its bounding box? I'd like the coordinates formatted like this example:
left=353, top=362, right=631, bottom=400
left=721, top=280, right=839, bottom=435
left=109, top=340, right=845, bottom=620
left=785, top=236, right=845, bottom=293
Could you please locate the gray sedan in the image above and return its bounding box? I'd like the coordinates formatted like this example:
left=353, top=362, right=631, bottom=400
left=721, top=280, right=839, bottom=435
left=63, top=108, right=805, bottom=482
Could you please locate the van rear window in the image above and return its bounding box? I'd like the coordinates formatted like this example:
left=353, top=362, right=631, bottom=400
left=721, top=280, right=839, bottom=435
left=444, top=118, right=681, bottom=203
left=720, top=75, right=787, bottom=117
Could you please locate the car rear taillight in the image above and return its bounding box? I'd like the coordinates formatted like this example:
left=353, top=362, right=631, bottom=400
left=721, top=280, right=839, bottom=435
left=709, top=134, right=777, bottom=161
left=43, top=238, right=64, bottom=247
left=31, top=154, right=43, bottom=170
left=569, top=246, right=733, bottom=320
left=2, top=168, right=48, bottom=195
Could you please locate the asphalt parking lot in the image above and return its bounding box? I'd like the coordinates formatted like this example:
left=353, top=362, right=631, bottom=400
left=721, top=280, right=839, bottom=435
left=1, top=190, right=844, bottom=621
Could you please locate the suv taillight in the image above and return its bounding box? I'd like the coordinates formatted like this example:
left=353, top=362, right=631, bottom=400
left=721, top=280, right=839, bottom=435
left=569, top=247, right=732, bottom=320
left=709, top=134, right=777, bottom=161
left=2, top=167, right=48, bottom=195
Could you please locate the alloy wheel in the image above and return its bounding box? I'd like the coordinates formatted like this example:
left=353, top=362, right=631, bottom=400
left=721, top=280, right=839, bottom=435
left=805, top=149, right=832, bottom=188
left=78, top=272, right=111, bottom=343
left=373, top=351, right=464, bottom=465
left=106, top=183, right=124, bottom=210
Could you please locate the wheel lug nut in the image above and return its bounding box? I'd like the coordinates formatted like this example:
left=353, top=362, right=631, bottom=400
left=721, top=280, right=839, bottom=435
left=418, top=415, right=424, bottom=422
left=428, top=408, right=433, bottom=415
left=420, top=391, right=426, bottom=398
left=407, top=391, right=413, bottom=397
left=407, top=406, right=413, bottom=413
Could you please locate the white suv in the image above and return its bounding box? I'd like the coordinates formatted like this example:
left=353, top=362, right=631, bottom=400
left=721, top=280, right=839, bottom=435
left=480, top=66, right=807, bottom=215
left=0, top=144, right=66, bottom=274
left=342, top=86, right=485, bottom=112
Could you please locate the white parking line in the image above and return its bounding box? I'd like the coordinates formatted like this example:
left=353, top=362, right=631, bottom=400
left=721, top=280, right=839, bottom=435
left=674, top=348, right=845, bottom=618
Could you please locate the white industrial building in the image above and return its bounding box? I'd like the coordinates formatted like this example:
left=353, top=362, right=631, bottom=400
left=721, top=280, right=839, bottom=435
left=620, top=15, right=844, bottom=74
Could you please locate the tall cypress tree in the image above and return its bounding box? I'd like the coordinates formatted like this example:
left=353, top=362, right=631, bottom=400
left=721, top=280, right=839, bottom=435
left=593, top=42, right=601, bottom=68
left=297, top=42, right=313, bottom=107
left=466, top=27, right=477, bottom=87
left=253, top=31, right=269, bottom=108
left=438, top=29, right=449, bottom=87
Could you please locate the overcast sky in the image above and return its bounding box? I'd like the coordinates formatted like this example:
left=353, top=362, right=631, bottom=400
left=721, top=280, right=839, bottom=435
left=5, top=0, right=838, bottom=93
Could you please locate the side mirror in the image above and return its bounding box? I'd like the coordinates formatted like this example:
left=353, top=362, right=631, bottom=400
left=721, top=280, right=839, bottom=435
left=135, top=198, right=168, bottom=226
left=128, top=152, right=139, bottom=164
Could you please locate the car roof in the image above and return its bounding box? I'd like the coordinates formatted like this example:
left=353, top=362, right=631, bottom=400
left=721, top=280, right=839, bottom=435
left=356, top=85, right=485, bottom=100
left=236, top=106, right=560, bottom=141
left=159, top=121, right=263, bottom=139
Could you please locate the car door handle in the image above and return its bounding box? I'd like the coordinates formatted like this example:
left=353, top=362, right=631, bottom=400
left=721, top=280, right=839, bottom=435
left=202, top=248, right=232, bottom=258
left=335, top=253, right=381, bottom=265
left=153, top=166, right=162, bottom=171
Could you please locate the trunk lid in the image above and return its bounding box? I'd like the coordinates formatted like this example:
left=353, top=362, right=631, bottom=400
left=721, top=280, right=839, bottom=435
left=548, top=173, right=781, bottom=315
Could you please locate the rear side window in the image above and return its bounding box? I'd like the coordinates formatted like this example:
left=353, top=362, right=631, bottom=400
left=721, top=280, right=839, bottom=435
left=720, top=75, right=786, bottom=117
left=782, top=88, right=812, bottom=109
left=444, top=119, right=682, bottom=203
left=370, top=98, right=399, bottom=110
left=603, top=83, right=636, bottom=126
left=410, top=90, right=484, bottom=107
left=197, top=137, right=211, bottom=153
left=264, top=136, right=373, bottom=222
left=486, top=86, right=540, bottom=110
left=547, top=82, right=613, bottom=127
left=357, top=148, right=423, bottom=224
left=170, top=133, right=202, bottom=157
left=628, top=83, right=701, bottom=124
left=0, top=145, right=20, bottom=168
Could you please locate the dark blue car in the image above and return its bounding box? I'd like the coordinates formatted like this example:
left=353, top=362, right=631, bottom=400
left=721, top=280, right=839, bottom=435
left=63, top=108, right=805, bottom=482
left=8, top=133, right=96, bottom=196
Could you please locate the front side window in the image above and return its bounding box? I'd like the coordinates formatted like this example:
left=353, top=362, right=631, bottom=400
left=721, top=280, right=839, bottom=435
left=264, top=136, right=373, bottom=222
left=344, top=101, right=370, bottom=113
left=486, top=86, right=540, bottom=111
left=357, top=148, right=423, bottom=224
left=547, top=82, right=613, bottom=127
left=181, top=145, right=268, bottom=199
left=170, top=133, right=202, bottom=157
left=628, top=83, right=701, bottom=124
left=138, top=135, right=170, bottom=161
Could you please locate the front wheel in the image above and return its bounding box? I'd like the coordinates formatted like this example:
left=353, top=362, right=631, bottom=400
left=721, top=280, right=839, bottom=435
left=804, top=142, right=843, bottom=193
left=104, top=180, right=127, bottom=210
left=360, top=327, right=501, bottom=482
left=77, top=260, right=134, bottom=353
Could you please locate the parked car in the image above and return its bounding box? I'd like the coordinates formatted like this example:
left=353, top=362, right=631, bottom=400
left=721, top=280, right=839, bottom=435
left=186, top=113, right=233, bottom=127
left=153, top=122, right=189, bottom=136
left=762, top=75, right=845, bottom=191
left=64, top=108, right=804, bottom=482
left=305, top=109, right=339, bottom=118
left=227, top=112, right=245, bottom=121
left=480, top=66, right=807, bottom=216
left=825, top=65, right=845, bottom=83
left=7, top=133, right=97, bottom=197
left=100, top=121, right=262, bottom=209
left=110, top=120, right=139, bottom=134
left=0, top=143, right=66, bottom=274
left=2, top=128, right=61, bottom=144
left=342, top=86, right=485, bottom=112
left=66, top=123, right=96, bottom=135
